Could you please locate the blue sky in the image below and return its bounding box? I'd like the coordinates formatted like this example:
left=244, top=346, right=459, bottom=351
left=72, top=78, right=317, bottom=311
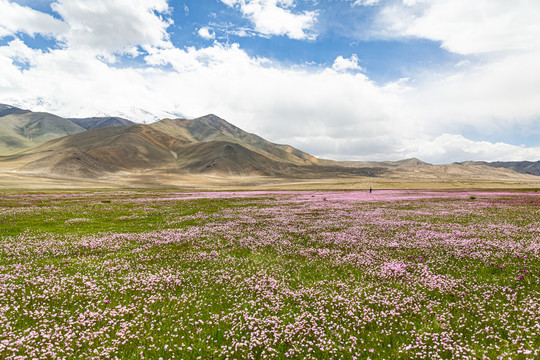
left=5, top=0, right=462, bottom=83
left=1, top=0, right=540, bottom=163
left=170, top=1, right=462, bottom=83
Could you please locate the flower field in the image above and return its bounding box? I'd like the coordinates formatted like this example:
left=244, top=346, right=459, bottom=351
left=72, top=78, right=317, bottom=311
left=0, top=190, right=539, bottom=359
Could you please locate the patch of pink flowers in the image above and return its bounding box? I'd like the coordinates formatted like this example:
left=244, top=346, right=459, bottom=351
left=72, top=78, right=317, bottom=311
left=0, top=190, right=539, bottom=359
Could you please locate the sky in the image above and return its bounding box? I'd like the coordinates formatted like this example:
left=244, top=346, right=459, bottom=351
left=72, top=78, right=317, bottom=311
left=1, top=0, right=540, bottom=164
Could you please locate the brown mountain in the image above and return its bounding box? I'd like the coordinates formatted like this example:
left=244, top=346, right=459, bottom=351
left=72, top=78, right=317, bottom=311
left=0, top=104, right=86, bottom=155
left=17, top=124, right=182, bottom=171
left=69, top=116, right=136, bottom=130
left=150, top=115, right=320, bottom=166
left=7, top=114, right=383, bottom=179
left=0, top=104, right=136, bottom=155
left=19, top=149, right=120, bottom=178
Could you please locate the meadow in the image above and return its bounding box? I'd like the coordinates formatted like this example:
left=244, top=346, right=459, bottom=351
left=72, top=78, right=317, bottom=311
left=0, top=190, right=539, bottom=359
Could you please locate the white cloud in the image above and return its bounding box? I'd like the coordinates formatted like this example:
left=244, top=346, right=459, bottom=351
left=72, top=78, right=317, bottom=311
left=350, top=0, right=540, bottom=162
left=403, top=51, right=540, bottom=130
left=309, top=133, right=540, bottom=163
left=0, top=0, right=67, bottom=38
left=352, top=0, right=380, bottom=6
left=1, top=41, right=402, bottom=156
left=401, top=134, right=540, bottom=163
left=332, top=54, right=364, bottom=72
left=368, top=1, right=540, bottom=140
left=0, top=45, right=179, bottom=120
left=198, top=27, right=215, bottom=40
left=0, top=38, right=42, bottom=66
left=0, top=50, right=26, bottom=91
left=2, top=35, right=539, bottom=163
left=378, top=0, right=540, bottom=54
left=219, top=0, right=318, bottom=40
left=50, top=0, right=172, bottom=54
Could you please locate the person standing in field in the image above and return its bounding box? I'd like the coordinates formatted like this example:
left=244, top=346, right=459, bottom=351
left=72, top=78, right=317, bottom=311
left=369, top=186, right=372, bottom=193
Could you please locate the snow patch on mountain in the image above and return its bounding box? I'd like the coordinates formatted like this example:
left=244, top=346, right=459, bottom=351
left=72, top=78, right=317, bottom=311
left=3, top=97, right=186, bottom=123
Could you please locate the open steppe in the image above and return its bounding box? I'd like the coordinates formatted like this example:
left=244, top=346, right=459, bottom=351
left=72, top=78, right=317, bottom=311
left=1, top=189, right=539, bottom=359
left=1, top=163, right=539, bottom=192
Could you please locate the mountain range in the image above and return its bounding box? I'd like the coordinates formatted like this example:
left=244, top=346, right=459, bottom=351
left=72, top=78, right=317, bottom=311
left=0, top=104, right=136, bottom=155
left=457, top=161, right=540, bottom=176
left=1, top=103, right=539, bottom=189
left=0, top=104, right=385, bottom=179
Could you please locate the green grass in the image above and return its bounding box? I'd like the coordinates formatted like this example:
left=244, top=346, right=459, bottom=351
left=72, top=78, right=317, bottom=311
left=0, top=191, right=538, bottom=359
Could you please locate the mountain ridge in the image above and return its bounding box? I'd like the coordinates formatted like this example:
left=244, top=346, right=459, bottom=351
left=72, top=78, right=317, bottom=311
left=457, top=160, right=540, bottom=176
left=3, top=108, right=385, bottom=179
left=1, top=104, right=539, bottom=187
left=69, top=116, right=136, bottom=130
left=151, top=114, right=320, bottom=166
left=0, top=104, right=137, bottom=155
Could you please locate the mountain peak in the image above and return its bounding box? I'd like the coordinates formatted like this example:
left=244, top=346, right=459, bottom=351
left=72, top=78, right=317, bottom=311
left=196, top=114, right=237, bottom=128
left=396, top=158, right=430, bottom=167
left=0, top=103, right=31, bottom=117
left=202, top=113, right=222, bottom=120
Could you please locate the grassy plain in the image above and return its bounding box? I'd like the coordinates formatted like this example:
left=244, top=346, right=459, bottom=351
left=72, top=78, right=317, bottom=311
left=0, top=190, right=539, bottom=359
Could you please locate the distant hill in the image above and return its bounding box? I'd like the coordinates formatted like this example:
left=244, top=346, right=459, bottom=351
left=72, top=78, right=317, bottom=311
left=337, top=158, right=431, bottom=168
left=394, top=158, right=430, bottom=167
left=69, top=117, right=136, bottom=130
left=0, top=104, right=31, bottom=117
left=459, top=161, right=540, bottom=176
left=0, top=104, right=86, bottom=155
left=0, top=104, right=136, bottom=155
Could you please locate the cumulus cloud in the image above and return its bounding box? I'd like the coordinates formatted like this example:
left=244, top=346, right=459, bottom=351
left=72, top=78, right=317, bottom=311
left=401, top=134, right=540, bottom=163
left=219, top=0, right=318, bottom=40
left=0, top=0, right=67, bottom=38
left=331, top=54, right=364, bottom=72
left=198, top=27, right=215, bottom=40
left=350, top=0, right=540, bottom=161
left=0, top=38, right=43, bottom=66
left=403, top=51, right=540, bottom=131
left=0, top=45, right=178, bottom=121
left=377, top=0, right=540, bottom=54
left=50, top=0, right=172, bottom=54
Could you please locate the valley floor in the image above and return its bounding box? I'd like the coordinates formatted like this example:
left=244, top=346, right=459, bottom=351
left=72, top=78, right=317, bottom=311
left=0, top=190, right=539, bottom=359
left=1, top=169, right=540, bottom=191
